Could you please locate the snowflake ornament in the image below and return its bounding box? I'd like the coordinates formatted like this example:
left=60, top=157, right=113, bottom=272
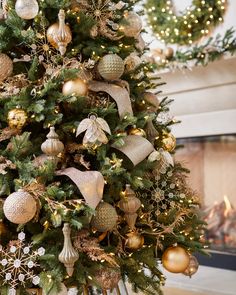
left=0, top=232, right=45, bottom=292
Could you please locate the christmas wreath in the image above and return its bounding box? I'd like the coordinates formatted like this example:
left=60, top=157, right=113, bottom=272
left=145, top=0, right=227, bottom=45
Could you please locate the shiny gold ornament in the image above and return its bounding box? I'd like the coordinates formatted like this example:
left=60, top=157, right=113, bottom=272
left=94, top=268, right=121, bottom=290
left=0, top=53, right=13, bottom=82
left=46, top=10, right=72, bottom=56
left=182, top=255, right=199, bottom=277
left=120, top=12, right=142, bottom=37
left=3, top=189, right=37, bottom=224
left=98, top=54, right=124, bottom=81
left=164, top=47, right=174, bottom=59
left=7, top=108, right=27, bottom=130
left=91, top=202, right=118, bottom=232
left=162, top=246, right=190, bottom=273
left=128, top=127, right=146, bottom=138
left=41, top=127, right=64, bottom=160
left=62, top=78, right=88, bottom=96
left=15, top=0, right=39, bottom=20
left=161, top=132, right=176, bottom=152
left=119, top=184, right=141, bottom=229
left=59, top=223, right=79, bottom=277
left=125, top=231, right=144, bottom=250
left=76, top=114, right=111, bottom=148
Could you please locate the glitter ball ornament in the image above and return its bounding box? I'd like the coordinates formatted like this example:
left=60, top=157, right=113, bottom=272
left=7, top=108, right=27, bottom=130
left=3, top=189, right=37, bottom=224
left=91, top=202, right=118, bottom=232
left=15, top=0, right=39, bottom=20
left=162, top=246, right=190, bottom=273
left=97, top=54, right=124, bottom=80
left=62, top=78, right=88, bottom=96
left=94, top=268, right=121, bottom=290
left=0, top=53, right=13, bottom=82
left=182, top=255, right=199, bottom=277
left=120, top=12, right=142, bottom=37
left=125, top=232, right=144, bottom=250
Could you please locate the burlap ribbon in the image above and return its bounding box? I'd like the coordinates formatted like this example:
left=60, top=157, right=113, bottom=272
left=56, top=168, right=104, bottom=209
left=88, top=80, right=133, bottom=118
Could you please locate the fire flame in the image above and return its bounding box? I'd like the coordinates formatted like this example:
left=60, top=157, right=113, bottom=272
left=223, top=195, right=232, bottom=217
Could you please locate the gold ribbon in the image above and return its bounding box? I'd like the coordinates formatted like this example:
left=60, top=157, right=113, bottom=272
left=56, top=167, right=104, bottom=209
left=88, top=80, right=133, bottom=118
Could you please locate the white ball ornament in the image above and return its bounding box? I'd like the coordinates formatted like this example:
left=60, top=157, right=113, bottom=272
left=121, top=12, right=142, bottom=38
left=15, top=0, right=39, bottom=20
left=98, top=54, right=124, bottom=81
left=3, top=189, right=37, bottom=224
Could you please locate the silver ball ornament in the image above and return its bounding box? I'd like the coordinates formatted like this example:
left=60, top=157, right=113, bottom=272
left=15, top=0, right=39, bottom=20
left=98, top=54, right=124, bottom=80
left=0, top=53, right=13, bottom=82
left=3, top=189, right=37, bottom=224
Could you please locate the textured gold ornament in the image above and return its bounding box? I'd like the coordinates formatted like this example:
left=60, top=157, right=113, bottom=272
left=59, top=223, right=79, bottom=277
left=94, top=268, right=121, bottom=290
left=46, top=10, right=72, bottom=56
left=120, top=12, right=142, bottom=37
left=162, top=246, right=190, bottom=273
left=15, top=0, right=39, bottom=20
left=41, top=127, right=64, bottom=159
left=3, top=189, right=37, bottom=224
left=164, top=47, right=174, bottom=59
left=182, top=255, right=199, bottom=277
left=125, top=231, right=144, bottom=250
left=7, top=108, right=27, bottom=130
left=119, top=184, right=141, bottom=229
left=0, top=53, right=13, bottom=82
left=62, top=78, right=88, bottom=96
left=76, top=114, right=111, bottom=148
left=128, top=127, right=146, bottom=138
left=91, top=202, right=118, bottom=232
left=97, top=54, right=124, bottom=80
left=161, top=132, right=176, bottom=152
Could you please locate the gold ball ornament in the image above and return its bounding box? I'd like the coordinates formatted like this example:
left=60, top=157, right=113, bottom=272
left=162, top=132, right=176, bottom=152
left=164, top=47, right=174, bottom=59
left=62, top=78, right=88, bottom=96
left=95, top=268, right=121, bottom=290
left=3, top=189, right=37, bottom=224
left=97, top=54, right=124, bottom=81
left=128, top=127, right=146, bottom=137
left=7, top=108, right=27, bottom=130
left=125, top=232, right=144, bottom=250
left=91, top=202, right=118, bottom=232
left=121, top=12, right=142, bottom=37
left=0, top=53, right=13, bottom=82
left=182, top=255, right=199, bottom=277
left=162, top=246, right=190, bottom=273
left=15, top=0, right=39, bottom=20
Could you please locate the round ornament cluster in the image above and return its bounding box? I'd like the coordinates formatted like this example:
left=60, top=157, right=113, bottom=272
left=91, top=202, right=118, bottom=232
left=3, top=189, right=37, bottom=224
left=162, top=246, right=190, bottom=273
left=0, top=53, right=13, bottom=82
left=98, top=54, right=124, bottom=81
left=15, top=0, right=39, bottom=20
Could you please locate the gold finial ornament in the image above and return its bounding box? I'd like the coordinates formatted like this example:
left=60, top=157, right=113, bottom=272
left=41, top=127, right=64, bottom=160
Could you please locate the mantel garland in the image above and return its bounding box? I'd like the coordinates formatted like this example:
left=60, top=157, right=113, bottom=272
left=145, top=0, right=227, bottom=45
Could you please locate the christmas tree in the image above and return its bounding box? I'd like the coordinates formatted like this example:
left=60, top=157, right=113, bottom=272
left=0, top=0, right=207, bottom=294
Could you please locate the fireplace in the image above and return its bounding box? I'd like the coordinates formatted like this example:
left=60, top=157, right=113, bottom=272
left=175, top=135, right=236, bottom=270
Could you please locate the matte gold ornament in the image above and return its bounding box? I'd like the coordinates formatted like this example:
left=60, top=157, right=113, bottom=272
left=182, top=255, right=199, bottom=277
left=119, top=184, right=141, bottom=229
left=59, top=223, right=79, bottom=277
left=15, top=0, right=39, bottom=20
left=46, top=10, right=72, bottom=56
left=76, top=114, right=111, bottom=148
left=97, top=54, right=124, bottom=80
left=94, top=268, right=121, bottom=290
left=128, top=127, right=146, bottom=138
left=3, top=189, right=37, bottom=224
left=125, top=231, right=144, bottom=250
left=0, top=53, right=13, bottom=82
left=120, top=12, right=142, bottom=37
left=162, top=246, right=190, bottom=273
left=62, top=78, right=88, bottom=96
left=91, top=202, right=118, bottom=232
left=164, top=47, right=174, bottom=59
left=41, top=127, right=64, bottom=160
left=7, top=108, right=27, bottom=130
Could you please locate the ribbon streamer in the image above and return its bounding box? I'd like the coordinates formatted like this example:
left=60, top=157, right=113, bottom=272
left=88, top=80, right=133, bottom=118
left=56, top=167, right=104, bottom=209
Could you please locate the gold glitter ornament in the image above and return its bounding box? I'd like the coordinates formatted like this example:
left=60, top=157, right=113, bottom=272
left=62, top=78, right=88, bottom=96
left=91, top=202, right=118, bottom=232
left=97, top=54, right=124, bottom=80
left=15, top=0, right=39, bottom=20
left=0, top=53, right=13, bottom=82
left=162, top=246, right=190, bottom=273
left=182, top=255, right=199, bottom=277
left=125, top=231, right=144, bottom=250
left=7, top=108, right=27, bottom=130
left=120, top=11, right=142, bottom=38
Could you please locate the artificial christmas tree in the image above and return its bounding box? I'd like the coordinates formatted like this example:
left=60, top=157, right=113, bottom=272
left=0, top=1, right=207, bottom=294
